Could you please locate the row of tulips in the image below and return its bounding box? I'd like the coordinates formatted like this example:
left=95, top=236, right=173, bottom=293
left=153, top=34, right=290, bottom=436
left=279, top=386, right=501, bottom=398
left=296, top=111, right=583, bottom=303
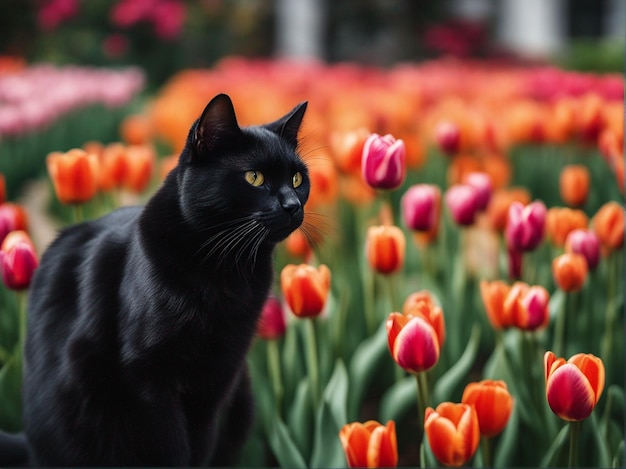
left=0, top=58, right=623, bottom=467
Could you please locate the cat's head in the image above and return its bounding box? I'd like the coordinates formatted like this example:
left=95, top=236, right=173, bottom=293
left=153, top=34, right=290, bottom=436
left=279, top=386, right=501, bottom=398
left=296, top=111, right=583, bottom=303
left=176, top=94, right=310, bottom=246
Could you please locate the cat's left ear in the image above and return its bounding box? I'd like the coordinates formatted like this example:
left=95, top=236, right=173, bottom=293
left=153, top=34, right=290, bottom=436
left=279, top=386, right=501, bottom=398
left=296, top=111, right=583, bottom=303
left=264, top=101, right=308, bottom=148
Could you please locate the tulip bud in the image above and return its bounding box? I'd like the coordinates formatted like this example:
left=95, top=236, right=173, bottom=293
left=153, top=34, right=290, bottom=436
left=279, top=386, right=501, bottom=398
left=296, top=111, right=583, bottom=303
left=401, top=184, right=440, bottom=232
left=463, top=172, right=492, bottom=211
left=559, top=165, right=590, bottom=207
left=257, top=296, right=286, bottom=340
left=552, top=252, right=588, bottom=292
left=361, top=133, right=406, bottom=190
left=366, top=225, right=406, bottom=275
left=435, top=121, right=461, bottom=155
left=47, top=149, right=100, bottom=205
left=505, top=200, right=547, bottom=252
left=592, top=201, right=624, bottom=251
left=565, top=229, right=600, bottom=270
left=0, top=230, right=38, bottom=290
left=280, top=264, right=331, bottom=318
left=544, top=351, right=605, bottom=421
left=445, top=184, right=480, bottom=226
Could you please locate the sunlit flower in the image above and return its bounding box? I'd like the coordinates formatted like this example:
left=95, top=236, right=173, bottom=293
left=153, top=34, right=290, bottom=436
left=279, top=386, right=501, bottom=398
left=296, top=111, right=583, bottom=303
left=361, top=133, right=406, bottom=190
left=462, top=380, right=513, bottom=438
left=544, top=351, right=605, bottom=421
left=424, top=402, right=480, bottom=467
left=339, top=420, right=398, bottom=468
left=280, top=264, right=331, bottom=318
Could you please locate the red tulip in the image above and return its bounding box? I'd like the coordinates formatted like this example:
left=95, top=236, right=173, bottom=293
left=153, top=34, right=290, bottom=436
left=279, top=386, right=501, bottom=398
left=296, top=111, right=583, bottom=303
left=0, top=230, right=38, bottom=290
left=545, top=351, right=605, bottom=421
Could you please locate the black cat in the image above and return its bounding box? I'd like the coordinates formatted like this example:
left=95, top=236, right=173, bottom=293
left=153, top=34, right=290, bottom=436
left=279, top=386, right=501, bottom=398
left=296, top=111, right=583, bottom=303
left=0, top=94, right=309, bottom=466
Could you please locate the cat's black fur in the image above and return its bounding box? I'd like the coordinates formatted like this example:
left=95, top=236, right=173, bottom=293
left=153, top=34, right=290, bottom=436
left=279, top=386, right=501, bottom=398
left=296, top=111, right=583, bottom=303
left=0, top=94, right=309, bottom=466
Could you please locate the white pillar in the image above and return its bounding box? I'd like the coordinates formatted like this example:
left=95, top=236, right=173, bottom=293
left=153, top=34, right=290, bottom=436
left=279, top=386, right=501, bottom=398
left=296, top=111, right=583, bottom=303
left=497, top=0, right=566, bottom=58
left=605, top=0, right=626, bottom=40
left=275, top=0, right=325, bottom=60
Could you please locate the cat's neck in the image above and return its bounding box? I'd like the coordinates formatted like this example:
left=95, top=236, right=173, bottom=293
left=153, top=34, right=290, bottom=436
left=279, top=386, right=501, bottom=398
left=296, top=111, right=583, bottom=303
left=136, top=169, right=276, bottom=289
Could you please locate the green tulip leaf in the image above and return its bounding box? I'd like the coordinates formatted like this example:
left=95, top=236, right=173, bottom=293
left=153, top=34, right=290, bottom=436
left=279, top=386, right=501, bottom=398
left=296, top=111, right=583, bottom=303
left=590, top=412, right=612, bottom=468
left=268, top=416, right=307, bottom=469
left=539, top=423, right=569, bottom=467
left=432, top=323, right=480, bottom=404
left=347, top=322, right=389, bottom=420
left=0, top=353, right=22, bottom=432
left=379, top=375, right=415, bottom=423
left=287, top=378, right=313, bottom=461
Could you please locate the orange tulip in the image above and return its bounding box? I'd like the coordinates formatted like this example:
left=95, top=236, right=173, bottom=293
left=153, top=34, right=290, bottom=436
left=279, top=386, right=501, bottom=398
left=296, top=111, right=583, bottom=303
left=124, top=145, right=155, bottom=193
left=479, top=280, right=512, bottom=330
left=366, top=225, right=405, bottom=275
left=504, top=282, right=550, bottom=331
left=592, top=201, right=624, bottom=251
left=552, top=252, right=588, bottom=292
left=285, top=230, right=312, bottom=260
left=461, top=380, right=514, bottom=438
left=329, top=128, right=370, bottom=175
left=99, top=143, right=129, bottom=191
left=46, top=149, right=100, bottom=204
left=424, top=402, right=480, bottom=467
left=559, top=165, right=589, bottom=207
left=545, top=351, right=605, bottom=421
left=280, top=264, right=331, bottom=318
left=485, top=187, right=531, bottom=232
left=306, top=154, right=339, bottom=210
left=120, top=114, right=153, bottom=145
left=339, top=420, right=398, bottom=468
left=545, top=207, right=588, bottom=247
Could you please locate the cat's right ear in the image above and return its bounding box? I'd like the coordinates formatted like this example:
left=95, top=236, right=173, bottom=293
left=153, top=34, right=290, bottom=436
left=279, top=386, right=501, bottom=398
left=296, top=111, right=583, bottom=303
left=191, top=94, right=242, bottom=161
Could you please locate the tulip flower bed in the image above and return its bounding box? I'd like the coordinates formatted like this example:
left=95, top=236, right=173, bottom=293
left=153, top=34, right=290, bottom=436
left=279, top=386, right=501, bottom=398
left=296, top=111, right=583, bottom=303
left=0, top=58, right=623, bottom=467
left=0, top=63, right=145, bottom=198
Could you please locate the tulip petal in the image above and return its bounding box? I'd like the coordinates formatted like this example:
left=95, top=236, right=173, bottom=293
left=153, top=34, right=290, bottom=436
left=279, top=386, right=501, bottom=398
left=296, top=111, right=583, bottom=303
left=393, top=316, right=439, bottom=373
left=568, top=354, right=605, bottom=405
left=340, top=423, right=370, bottom=468
left=546, top=364, right=595, bottom=421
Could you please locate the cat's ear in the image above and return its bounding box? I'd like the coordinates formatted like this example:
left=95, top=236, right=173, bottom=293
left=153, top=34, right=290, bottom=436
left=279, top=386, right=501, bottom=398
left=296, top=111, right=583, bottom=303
left=264, top=101, right=308, bottom=148
left=192, top=94, right=242, bottom=160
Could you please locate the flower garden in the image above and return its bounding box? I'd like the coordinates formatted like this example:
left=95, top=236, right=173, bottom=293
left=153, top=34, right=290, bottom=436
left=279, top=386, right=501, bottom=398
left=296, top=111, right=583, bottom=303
left=0, top=54, right=624, bottom=467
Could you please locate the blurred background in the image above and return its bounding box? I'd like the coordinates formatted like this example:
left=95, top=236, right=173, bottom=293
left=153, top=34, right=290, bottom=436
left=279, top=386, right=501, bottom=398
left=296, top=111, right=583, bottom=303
left=1, top=0, right=624, bottom=89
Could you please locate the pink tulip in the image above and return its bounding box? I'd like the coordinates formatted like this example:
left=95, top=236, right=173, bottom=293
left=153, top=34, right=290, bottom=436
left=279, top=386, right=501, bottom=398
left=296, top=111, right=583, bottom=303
left=0, top=230, right=38, bottom=290
left=361, top=133, right=406, bottom=190
left=435, top=121, right=460, bottom=155
left=257, top=296, right=287, bottom=340
left=463, top=172, right=492, bottom=211
left=445, top=184, right=480, bottom=226
left=505, top=201, right=547, bottom=252
left=401, top=184, right=440, bottom=232
left=565, top=229, right=600, bottom=271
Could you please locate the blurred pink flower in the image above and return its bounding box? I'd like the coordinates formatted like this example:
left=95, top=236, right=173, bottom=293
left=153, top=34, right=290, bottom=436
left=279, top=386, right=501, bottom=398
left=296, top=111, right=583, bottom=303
left=38, top=0, right=79, bottom=31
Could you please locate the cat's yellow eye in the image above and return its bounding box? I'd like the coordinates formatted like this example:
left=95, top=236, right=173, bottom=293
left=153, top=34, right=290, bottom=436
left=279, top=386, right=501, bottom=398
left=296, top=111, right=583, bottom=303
left=245, top=170, right=265, bottom=187
left=292, top=172, right=303, bottom=188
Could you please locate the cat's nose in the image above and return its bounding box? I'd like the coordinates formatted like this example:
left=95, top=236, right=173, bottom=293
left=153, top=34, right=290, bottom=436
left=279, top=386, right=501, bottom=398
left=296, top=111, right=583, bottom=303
left=280, top=194, right=302, bottom=217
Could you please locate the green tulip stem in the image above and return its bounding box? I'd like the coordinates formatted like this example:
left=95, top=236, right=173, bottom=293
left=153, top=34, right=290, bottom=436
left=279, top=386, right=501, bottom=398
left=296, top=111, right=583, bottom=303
left=415, top=372, right=430, bottom=430
left=481, top=437, right=491, bottom=468
left=601, top=252, right=617, bottom=372
left=305, top=318, right=321, bottom=409
left=72, top=204, right=83, bottom=224
left=364, top=267, right=377, bottom=335
left=267, top=339, right=283, bottom=415
left=568, top=420, right=581, bottom=468
left=553, top=290, right=568, bottom=358
left=17, top=290, right=27, bottom=353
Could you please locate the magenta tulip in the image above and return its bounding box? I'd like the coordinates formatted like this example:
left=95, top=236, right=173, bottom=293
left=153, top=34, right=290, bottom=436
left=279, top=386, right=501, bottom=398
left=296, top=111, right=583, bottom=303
left=361, top=133, right=406, bottom=190
left=401, top=184, right=440, bottom=232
